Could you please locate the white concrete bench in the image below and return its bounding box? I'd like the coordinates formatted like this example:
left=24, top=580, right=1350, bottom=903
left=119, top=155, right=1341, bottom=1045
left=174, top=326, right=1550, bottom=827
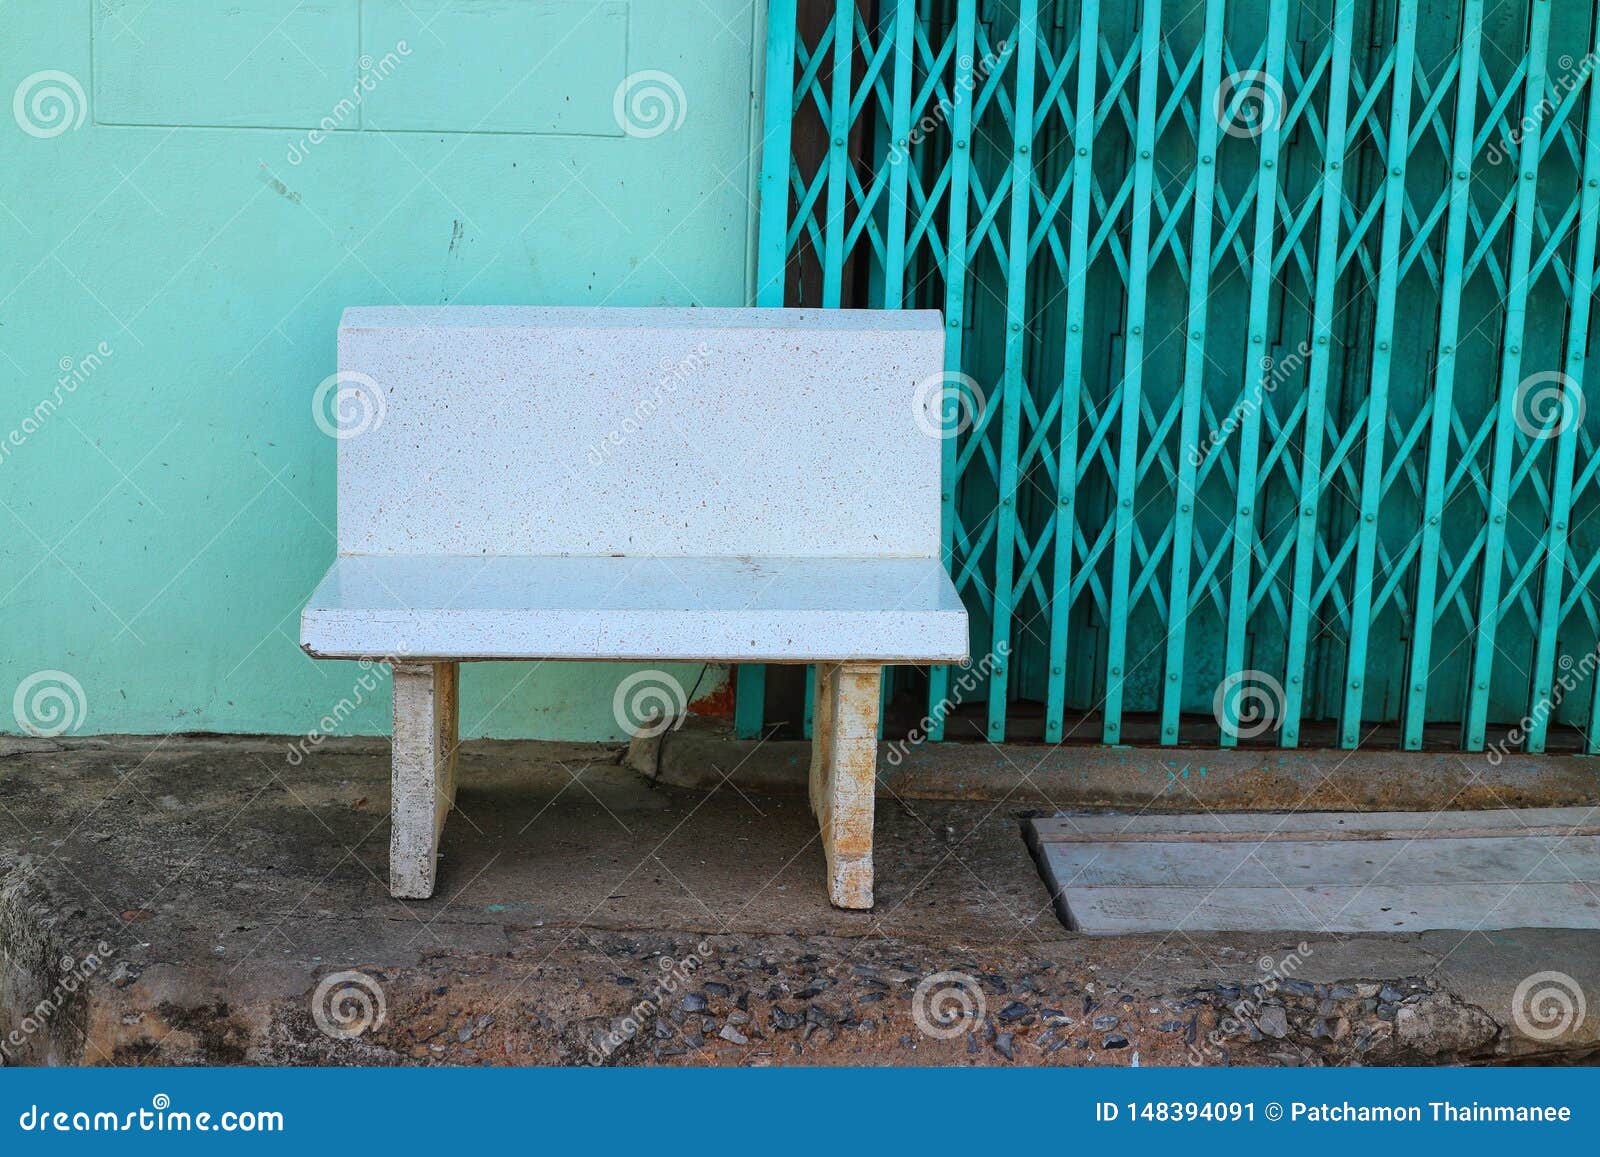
left=300, top=306, right=968, bottom=908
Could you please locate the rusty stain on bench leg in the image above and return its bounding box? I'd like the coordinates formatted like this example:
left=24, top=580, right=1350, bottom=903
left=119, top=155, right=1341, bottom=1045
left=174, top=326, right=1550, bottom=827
left=810, top=661, right=880, bottom=909
left=389, top=661, right=458, bottom=899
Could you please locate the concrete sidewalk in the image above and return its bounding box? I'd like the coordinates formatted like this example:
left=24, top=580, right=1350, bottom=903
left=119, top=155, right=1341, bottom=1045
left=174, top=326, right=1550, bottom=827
left=1, top=735, right=1597, bottom=1066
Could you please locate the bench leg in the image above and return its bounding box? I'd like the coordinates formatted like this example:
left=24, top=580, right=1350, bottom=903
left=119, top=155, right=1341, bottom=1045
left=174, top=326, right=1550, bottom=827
left=389, top=661, right=459, bottom=899
left=809, top=662, right=880, bottom=909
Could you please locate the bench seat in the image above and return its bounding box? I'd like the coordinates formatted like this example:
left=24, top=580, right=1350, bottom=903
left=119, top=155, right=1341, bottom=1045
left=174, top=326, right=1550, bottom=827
left=301, top=554, right=967, bottom=662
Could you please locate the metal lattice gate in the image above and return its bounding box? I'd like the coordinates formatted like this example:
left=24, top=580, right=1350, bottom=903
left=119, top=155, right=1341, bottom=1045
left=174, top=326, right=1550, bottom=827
left=736, top=0, right=1600, bottom=754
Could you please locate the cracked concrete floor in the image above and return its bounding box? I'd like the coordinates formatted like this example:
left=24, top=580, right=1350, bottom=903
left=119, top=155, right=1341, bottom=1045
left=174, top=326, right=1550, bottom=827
left=1, top=736, right=1597, bottom=1066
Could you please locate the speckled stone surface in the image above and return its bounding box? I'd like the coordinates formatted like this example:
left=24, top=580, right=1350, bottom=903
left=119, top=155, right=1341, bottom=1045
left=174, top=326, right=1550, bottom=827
left=301, top=554, right=968, bottom=661
left=334, top=306, right=946, bottom=558
left=305, top=306, right=966, bottom=664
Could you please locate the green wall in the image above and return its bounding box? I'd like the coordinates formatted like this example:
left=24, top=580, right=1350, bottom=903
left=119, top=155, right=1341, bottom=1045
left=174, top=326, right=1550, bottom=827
left=1, top=0, right=758, bottom=739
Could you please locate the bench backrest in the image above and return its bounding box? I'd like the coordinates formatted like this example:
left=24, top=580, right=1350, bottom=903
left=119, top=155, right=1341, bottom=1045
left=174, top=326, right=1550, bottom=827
left=335, top=307, right=944, bottom=558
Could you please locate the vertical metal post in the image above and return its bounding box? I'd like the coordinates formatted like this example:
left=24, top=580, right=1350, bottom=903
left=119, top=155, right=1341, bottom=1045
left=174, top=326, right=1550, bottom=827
left=1280, top=0, right=1355, bottom=748
left=1044, top=0, right=1102, bottom=743
left=983, top=0, right=1039, bottom=741
left=1102, top=0, right=1162, bottom=745
left=1338, top=0, right=1417, bottom=748
left=1464, top=0, right=1550, bottom=751
left=1402, top=0, right=1482, bottom=751
left=1157, top=0, right=1224, bottom=743
left=928, top=0, right=979, bottom=741
left=1530, top=5, right=1600, bottom=751
left=822, top=0, right=856, bottom=307
left=1218, top=0, right=1289, bottom=745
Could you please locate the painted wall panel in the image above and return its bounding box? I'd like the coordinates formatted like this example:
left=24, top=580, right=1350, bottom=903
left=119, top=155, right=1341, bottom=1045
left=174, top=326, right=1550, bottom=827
left=361, top=1, right=629, bottom=135
left=0, top=0, right=757, bottom=739
left=94, top=1, right=362, bottom=128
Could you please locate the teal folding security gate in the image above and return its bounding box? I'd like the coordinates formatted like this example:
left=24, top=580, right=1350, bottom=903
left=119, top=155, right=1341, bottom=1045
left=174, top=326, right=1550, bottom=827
left=738, top=0, right=1600, bottom=754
